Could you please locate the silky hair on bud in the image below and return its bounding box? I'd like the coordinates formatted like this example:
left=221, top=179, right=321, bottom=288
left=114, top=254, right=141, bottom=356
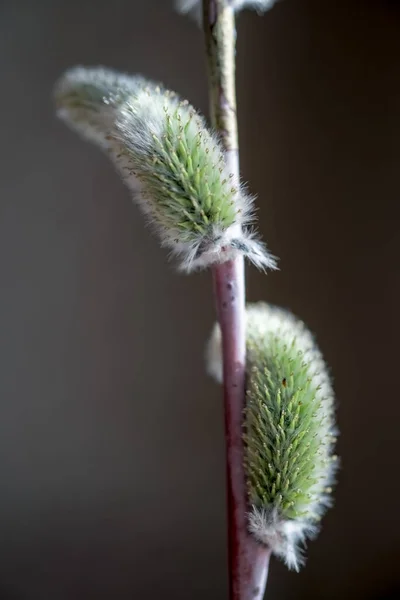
left=206, top=303, right=338, bottom=570
left=55, top=66, right=276, bottom=273
left=54, top=66, right=146, bottom=149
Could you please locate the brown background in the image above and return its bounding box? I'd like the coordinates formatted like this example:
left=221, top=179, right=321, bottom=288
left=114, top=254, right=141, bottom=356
left=0, top=0, right=399, bottom=598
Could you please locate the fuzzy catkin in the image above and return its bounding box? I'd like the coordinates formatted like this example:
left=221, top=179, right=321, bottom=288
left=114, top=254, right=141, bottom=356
left=54, top=67, right=276, bottom=273
left=206, top=303, right=337, bottom=570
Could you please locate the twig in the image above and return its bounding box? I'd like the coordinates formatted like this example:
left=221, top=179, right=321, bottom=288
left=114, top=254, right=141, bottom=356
left=203, top=1, right=271, bottom=599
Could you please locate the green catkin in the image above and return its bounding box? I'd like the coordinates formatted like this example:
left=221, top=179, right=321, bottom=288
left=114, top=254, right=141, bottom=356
left=206, top=302, right=337, bottom=570
left=54, top=66, right=277, bottom=273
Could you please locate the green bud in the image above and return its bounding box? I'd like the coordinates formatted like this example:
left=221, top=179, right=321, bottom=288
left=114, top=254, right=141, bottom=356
left=54, top=67, right=277, bottom=272
left=207, top=302, right=337, bottom=570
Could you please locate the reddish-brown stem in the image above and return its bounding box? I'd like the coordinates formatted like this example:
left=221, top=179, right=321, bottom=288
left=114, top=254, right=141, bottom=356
left=203, top=1, right=271, bottom=598
left=212, top=260, right=271, bottom=600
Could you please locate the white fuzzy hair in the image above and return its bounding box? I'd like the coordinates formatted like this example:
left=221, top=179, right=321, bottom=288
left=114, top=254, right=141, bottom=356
left=206, top=302, right=337, bottom=570
left=54, top=66, right=146, bottom=149
left=176, top=0, right=278, bottom=22
left=248, top=507, right=317, bottom=571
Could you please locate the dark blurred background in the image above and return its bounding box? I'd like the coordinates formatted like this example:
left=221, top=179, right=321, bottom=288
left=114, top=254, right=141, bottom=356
left=0, top=0, right=399, bottom=598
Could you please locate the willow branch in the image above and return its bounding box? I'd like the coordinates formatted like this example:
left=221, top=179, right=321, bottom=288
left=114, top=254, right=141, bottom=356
left=203, top=2, right=271, bottom=599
